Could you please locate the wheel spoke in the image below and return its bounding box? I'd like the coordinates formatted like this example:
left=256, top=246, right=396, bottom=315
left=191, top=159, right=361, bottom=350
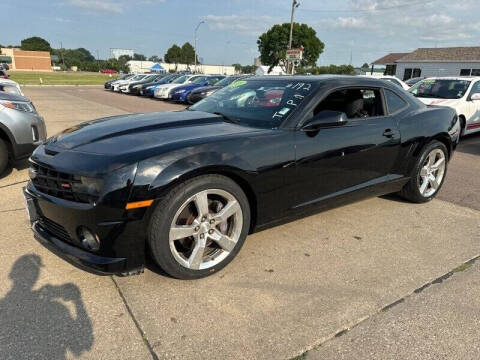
left=209, top=230, right=236, bottom=252
left=213, top=200, right=240, bottom=223
left=419, top=176, right=429, bottom=195
left=427, top=152, right=436, bottom=167
left=170, top=225, right=196, bottom=240
left=431, top=157, right=445, bottom=171
left=194, top=192, right=209, bottom=217
left=429, top=175, right=439, bottom=190
left=188, top=237, right=206, bottom=269
left=420, top=167, right=429, bottom=177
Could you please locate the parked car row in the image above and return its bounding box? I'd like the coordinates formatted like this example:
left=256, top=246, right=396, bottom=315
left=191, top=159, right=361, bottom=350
left=104, top=72, right=250, bottom=104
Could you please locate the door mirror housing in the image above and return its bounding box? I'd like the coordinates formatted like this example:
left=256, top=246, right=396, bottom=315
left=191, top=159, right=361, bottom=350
left=471, top=93, right=480, bottom=101
left=301, top=110, right=348, bottom=131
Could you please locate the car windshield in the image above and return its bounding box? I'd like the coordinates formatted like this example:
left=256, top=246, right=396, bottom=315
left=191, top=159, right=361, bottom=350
left=131, top=75, right=145, bottom=81
left=190, top=79, right=317, bottom=128
left=382, top=78, right=401, bottom=87
left=191, top=76, right=207, bottom=84
left=406, top=77, right=422, bottom=85
left=172, top=75, right=188, bottom=84
left=409, top=79, right=471, bottom=99
left=214, top=77, right=242, bottom=87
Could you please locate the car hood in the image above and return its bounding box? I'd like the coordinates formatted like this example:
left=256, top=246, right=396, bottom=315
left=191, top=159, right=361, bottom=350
left=416, top=97, right=461, bottom=108
left=156, top=83, right=184, bottom=90
left=42, top=111, right=260, bottom=156
left=172, top=83, right=200, bottom=92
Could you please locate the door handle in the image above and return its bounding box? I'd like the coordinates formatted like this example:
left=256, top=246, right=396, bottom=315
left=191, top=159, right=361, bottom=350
left=383, top=129, right=395, bottom=138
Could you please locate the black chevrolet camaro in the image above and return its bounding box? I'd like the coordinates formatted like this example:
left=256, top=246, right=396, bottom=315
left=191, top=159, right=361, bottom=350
left=24, top=76, right=460, bottom=279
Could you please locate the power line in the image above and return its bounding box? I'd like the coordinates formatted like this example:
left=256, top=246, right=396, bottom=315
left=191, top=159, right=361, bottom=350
left=297, top=0, right=435, bottom=13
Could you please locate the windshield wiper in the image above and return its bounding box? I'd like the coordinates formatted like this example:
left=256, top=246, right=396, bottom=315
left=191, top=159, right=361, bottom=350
left=213, top=112, right=240, bottom=124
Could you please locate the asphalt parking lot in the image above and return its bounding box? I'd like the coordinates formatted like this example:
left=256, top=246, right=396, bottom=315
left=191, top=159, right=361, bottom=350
left=1, top=86, right=479, bottom=360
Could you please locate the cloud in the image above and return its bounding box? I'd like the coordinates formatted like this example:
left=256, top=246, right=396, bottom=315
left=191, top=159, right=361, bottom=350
left=68, top=0, right=123, bottom=13
left=203, top=14, right=278, bottom=36
left=335, top=17, right=370, bottom=29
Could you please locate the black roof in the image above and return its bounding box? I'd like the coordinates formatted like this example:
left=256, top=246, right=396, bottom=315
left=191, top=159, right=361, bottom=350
left=247, top=75, right=398, bottom=87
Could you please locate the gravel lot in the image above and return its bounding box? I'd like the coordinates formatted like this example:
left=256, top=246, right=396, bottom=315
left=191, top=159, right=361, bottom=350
left=1, top=86, right=479, bottom=360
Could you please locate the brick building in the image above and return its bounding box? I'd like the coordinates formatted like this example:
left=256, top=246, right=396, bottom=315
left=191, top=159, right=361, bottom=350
left=0, top=48, right=52, bottom=71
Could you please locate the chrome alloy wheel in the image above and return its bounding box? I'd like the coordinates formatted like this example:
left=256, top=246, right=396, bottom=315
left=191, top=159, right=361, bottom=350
left=418, top=148, right=446, bottom=197
left=169, top=189, right=243, bottom=270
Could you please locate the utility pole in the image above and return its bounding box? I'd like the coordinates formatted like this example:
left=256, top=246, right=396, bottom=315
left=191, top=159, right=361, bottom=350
left=60, top=41, right=65, bottom=67
left=194, top=21, right=205, bottom=74
left=288, top=0, right=300, bottom=74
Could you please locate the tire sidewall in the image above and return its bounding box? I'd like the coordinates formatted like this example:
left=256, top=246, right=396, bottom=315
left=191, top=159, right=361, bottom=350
left=0, top=139, right=8, bottom=175
left=412, top=141, right=448, bottom=202
left=148, top=175, right=250, bottom=279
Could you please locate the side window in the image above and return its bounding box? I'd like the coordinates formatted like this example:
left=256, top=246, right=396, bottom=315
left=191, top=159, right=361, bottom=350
left=314, top=88, right=384, bottom=119
left=403, top=68, right=412, bottom=80
left=385, top=89, right=407, bottom=114
left=470, top=82, right=480, bottom=95
left=471, top=69, right=480, bottom=76
left=460, top=69, right=471, bottom=76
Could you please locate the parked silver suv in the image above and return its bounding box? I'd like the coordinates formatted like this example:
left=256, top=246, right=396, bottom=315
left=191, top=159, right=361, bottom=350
left=0, top=92, right=46, bottom=174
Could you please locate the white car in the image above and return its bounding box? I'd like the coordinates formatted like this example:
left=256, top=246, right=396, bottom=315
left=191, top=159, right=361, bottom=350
left=409, top=77, right=480, bottom=136
left=0, top=78, right=23, bottom=96
left=112, top=74, right=147, bottom=92
left=362, top=74, right=409, bottom=90
left=154, top=75, right=203, bottom=99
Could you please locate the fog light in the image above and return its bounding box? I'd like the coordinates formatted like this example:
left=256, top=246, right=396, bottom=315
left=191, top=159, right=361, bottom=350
left=78, top=226, right=100, bottom=252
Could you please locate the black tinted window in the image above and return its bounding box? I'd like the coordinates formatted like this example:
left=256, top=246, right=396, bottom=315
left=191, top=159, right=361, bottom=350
left=385, top=89, right=407, bottom=114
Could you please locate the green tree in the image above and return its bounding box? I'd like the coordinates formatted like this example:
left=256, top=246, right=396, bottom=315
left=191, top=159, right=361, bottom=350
left=296, top=64, right=355, bottom=75
left=361, top=62, right=370, bottom=69
left=181, top=42, right=196, bottom=65
left=133, top=53, right=147, bottom=61
left=164, top=44, right=183, bottom=67
left=20, top=36, right=52, bottom=52
left=232, top=63, right=242, bottom=72
left=148, top=55, right=162, bottom=62
left=257, top=23, right=324, bottom=72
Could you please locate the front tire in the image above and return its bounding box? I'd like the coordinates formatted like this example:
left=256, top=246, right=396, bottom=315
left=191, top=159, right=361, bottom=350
left=147, top=174, right=250, bottom=279
left=400, top=140, right=448, bottom=203
left=0, top=138, right=9, bottom=175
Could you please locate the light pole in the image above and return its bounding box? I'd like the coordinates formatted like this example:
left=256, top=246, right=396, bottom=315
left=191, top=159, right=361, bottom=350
left=288, top=0, right=300, bottom=74
left=194, top=20, right=205, bottom=73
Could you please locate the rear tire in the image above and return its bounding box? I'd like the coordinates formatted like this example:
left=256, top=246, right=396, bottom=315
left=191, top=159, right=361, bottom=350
left=399, top=140, right=448, bottom=203
left=147, top=174, right=250, bottom=279
left=0, top=139, right=9, bottom=175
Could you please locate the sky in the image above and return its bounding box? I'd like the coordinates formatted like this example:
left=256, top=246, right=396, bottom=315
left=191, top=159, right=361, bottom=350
left=1, top=0, right=480, bottom=66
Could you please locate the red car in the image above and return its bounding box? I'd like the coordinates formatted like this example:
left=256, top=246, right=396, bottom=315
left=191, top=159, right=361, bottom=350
left=101, top=69, right=118, bottom=74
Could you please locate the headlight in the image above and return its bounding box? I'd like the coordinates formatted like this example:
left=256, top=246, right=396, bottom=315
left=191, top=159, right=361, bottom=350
left=0, top=100, right=36, bottom=113
left=205, top=90, right=216, bottom=96
left=146, top=86, right=153, bottom=90
left=72, top=176, right=104, bottom=197
left=175, top=89, right=186, bottom=94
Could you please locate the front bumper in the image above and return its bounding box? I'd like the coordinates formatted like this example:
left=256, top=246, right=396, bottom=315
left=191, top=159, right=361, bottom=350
left=24, top=183, right=146, bottom=275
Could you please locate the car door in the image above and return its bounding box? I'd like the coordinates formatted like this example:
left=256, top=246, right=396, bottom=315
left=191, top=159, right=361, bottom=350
left=465, top=81, right=480, bottom=131
left=294, top=87, right=402, bottom=208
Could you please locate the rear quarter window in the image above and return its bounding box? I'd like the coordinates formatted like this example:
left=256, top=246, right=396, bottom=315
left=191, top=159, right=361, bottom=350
left=385, top=89, right=408, bottom=114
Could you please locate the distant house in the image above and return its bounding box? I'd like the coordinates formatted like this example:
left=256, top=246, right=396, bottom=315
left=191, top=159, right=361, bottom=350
left=255, top=65, right=287, bottom=76
left=371, top=47, right=480, bottom=80
left=370, top=53, right=409, bottom=77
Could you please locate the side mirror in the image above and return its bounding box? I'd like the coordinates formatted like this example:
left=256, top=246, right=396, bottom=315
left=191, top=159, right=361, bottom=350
left=301, top=110, right=348, bottom=131
left=471, top=93, right=480, bottom=101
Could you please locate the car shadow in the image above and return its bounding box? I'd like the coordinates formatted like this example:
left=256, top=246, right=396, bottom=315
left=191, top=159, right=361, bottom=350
left=0, top=159, right=30, bottom=180
left=0, top=254, right=94, bottom=359
left=456, top=133, right=480, bottom=156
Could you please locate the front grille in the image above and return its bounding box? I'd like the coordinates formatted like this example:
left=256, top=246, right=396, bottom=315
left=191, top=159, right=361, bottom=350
left=30, top=163, right=97, bottom=204
left=38, top=216, right=73, bottom=244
